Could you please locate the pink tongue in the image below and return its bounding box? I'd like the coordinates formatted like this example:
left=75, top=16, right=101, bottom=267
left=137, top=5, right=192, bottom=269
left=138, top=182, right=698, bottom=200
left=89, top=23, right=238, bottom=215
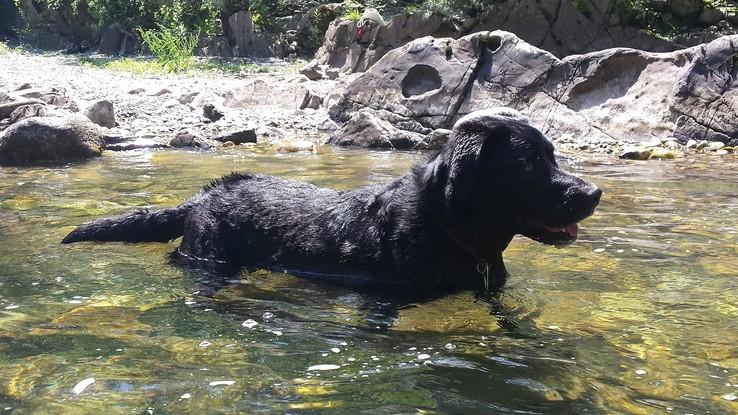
left=546, top=223, right=579, bottom=237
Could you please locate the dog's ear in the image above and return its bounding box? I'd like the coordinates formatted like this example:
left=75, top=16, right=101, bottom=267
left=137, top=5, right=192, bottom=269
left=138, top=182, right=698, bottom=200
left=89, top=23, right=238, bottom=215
left=443, top=122, right=512, bottom=211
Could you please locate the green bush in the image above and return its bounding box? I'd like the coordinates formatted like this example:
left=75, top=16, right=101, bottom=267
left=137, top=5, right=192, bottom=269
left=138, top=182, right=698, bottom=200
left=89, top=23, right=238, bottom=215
left=341, top=7, right=363, bottom=22
left=0, top=41, right=10, bottom=55
left=138, top=25, right=199, bottom=72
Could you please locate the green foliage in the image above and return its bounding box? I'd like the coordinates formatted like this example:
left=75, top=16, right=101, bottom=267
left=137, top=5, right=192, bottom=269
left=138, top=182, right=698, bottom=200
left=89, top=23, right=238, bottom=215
left=615, top=0, right=681, bottom=39
left=138, top=24, right=199, bottom=73
left=78, top=55, right=307, bottom=76
left=0, top=41, right=9, bottom=55
left=414, top=0, right=504, bottom=18
left=341, top=7, right=363, bottom=22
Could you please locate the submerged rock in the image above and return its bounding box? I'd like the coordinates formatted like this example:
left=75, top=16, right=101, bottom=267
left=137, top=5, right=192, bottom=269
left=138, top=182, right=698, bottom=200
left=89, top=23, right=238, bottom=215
left=0, top=117, right=105, bottom=165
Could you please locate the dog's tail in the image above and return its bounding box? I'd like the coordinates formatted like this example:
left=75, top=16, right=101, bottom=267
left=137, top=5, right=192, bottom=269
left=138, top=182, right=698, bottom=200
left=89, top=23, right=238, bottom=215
left=61, top=204, right=191, bottom=244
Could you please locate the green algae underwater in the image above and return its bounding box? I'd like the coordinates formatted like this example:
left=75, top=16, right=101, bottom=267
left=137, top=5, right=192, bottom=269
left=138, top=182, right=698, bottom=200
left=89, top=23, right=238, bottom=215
left=0, top=145, right=737, bottom=414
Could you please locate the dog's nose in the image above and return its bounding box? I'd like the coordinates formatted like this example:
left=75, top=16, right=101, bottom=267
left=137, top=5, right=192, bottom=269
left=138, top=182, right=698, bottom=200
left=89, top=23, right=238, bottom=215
left=588, top=186, right=602, bottom=205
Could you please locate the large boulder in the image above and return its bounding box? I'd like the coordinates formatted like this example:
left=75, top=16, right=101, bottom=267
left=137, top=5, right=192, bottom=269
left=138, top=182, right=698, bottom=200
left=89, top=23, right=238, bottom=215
left=330, top=31, right=738, bottom=150
left=0, top=117, right=105, bottom=165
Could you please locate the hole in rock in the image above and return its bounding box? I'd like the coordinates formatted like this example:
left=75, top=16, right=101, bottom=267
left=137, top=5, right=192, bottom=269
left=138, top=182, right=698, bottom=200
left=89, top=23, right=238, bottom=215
left=401, top=65, right=442, bottom=98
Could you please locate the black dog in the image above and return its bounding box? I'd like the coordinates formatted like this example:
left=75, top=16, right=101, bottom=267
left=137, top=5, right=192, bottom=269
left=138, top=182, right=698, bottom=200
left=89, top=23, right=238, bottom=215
left=62, top=109, right=601, bottom=292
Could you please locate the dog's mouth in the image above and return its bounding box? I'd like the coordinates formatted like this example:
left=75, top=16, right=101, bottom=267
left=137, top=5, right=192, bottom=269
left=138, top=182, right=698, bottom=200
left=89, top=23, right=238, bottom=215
left=525, top=222, right=580, bottom=246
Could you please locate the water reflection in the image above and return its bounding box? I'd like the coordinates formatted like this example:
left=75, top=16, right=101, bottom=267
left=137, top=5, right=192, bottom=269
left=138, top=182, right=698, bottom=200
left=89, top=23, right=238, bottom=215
left=0, top=146, right=737, bottom=414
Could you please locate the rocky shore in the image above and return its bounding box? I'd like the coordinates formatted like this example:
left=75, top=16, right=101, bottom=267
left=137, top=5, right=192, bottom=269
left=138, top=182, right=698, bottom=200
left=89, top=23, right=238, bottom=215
left=0, top=52, right=345, bottom=164
left=1, top=30, right=738, bottom=165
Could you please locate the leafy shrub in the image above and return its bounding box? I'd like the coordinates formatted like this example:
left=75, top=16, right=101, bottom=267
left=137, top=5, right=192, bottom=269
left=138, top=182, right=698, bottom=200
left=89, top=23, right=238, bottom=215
left=0, top=41, right=9, bottom=55
left=341, top=7, right=363, bottom=22
left=138, top=25, right=199, bottom=72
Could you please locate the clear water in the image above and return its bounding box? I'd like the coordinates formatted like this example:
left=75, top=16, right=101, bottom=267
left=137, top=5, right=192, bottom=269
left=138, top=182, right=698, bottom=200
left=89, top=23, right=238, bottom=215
left=0, top=146, right=736, bottom=414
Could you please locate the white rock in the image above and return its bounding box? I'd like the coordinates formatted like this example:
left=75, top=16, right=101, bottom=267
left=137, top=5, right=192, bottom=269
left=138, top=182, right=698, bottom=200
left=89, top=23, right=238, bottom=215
left=180, top=393, right=192, bottom=399
left=241, top=319, right=258, bottom=328
left=307, top=364, right=341, bottom=371
left=72, top=377, right=95, bottom=395
left=417, top=354, right=431, bottom=360
left=208, top=380, right=235, bottom=386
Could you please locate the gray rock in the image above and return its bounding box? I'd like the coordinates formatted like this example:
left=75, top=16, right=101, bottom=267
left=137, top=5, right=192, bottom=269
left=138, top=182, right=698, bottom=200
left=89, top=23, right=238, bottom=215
left=149, top=88, right=172, bottom=96
left=325, top=68, right=340, bottom=80
left=300, top=89, right=323, bottom=110
left=328, top=111, right=428, bottom=149
left=128, top=88, right=146, bottom=95
left=170, top=130, right=211, bottom=149
left=330, top=31, right=738, bottom=151
left=214, top=128, right=257, bottom=145
left=8, top=104, right=48, bottom=124
left=671, top=0, right=704, bottom=17
left=0, top=117, right=105, bottom=165
left=0, top=99, right=46, bottom=119
left=426, top=128, right=452, bottom=149
left=619, top=147, right=652, bottom=160
left=0, top=92, right=12, bottom=104
left=106, top=138, right=169, bottom=151
left=83, top=100, right=116, bottom=128
left=300, top=61, right=325, bottom=81
left=698, top=7, right=725, bottom=26
left=179, top=92, right=199, bottom=104
left=14, top=83, right=32, bottom=91
left=203, top=103, right=225, bottom=122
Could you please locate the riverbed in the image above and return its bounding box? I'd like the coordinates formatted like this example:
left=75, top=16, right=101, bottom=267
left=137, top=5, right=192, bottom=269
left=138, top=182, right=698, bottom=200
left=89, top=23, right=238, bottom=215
left=0, top=145, right=736, bottom=414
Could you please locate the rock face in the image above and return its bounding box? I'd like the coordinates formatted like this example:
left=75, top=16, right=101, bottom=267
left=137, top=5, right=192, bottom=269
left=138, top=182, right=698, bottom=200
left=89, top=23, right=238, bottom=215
left=227, top=11, right=284, bottom=57
left=330, top=31, right=738, bottom=150
left=314, top=2, right=679, bottom=74
left=315, top=12, right=459, bottom=74
left=0, top=117, right=105, bottom=165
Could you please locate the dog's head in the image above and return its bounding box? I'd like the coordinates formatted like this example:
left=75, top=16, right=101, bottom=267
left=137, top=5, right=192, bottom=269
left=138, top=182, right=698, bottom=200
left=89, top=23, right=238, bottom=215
left=417, top=108, right=601, bottom=247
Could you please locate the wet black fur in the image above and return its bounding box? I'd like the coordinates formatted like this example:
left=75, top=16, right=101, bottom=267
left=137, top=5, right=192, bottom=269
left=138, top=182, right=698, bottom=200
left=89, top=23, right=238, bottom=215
left=62, top=111, right=602, bottom=292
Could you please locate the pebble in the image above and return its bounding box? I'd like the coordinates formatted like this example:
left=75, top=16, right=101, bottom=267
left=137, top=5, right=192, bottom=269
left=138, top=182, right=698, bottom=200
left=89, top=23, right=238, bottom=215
left=635, top=369, right=647, bottom=375
left=417, top=354, right=431, bottom=360
left=4, top=305, right=19, bottom=310
left=307, top=364, right=340, bottom=371
left=330, top=348, right=341, bottom=353
left=261, top=311, right=274, bottom=321
left=593, top=248, right=605, bottom=253
left=198, top=341, right=211, bottom=348
left=241, top=319, right=258, bottom=329
left=180, top=393, right=192, bottom=399
left=722, top=393, right=737, bottom=401
left=72, top=377, right=96, bottom=395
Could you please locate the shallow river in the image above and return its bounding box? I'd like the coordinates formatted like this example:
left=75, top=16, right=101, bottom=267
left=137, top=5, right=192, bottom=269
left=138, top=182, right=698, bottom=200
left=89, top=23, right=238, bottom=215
left=0, top=146, right=736, bottom=414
